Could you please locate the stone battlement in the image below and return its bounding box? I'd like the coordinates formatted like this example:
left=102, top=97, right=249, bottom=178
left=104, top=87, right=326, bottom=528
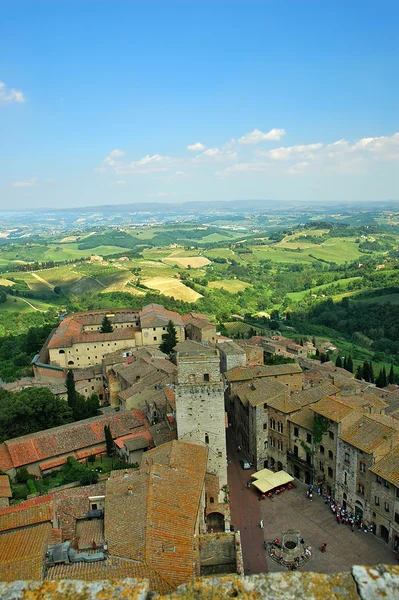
left=0, top=565, right=398, bottom=599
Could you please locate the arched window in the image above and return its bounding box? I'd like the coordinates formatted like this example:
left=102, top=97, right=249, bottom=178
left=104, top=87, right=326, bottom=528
left=204, top=373, right=210, bottom=382
left=344, top=472, right=348, bottom=485
left=68, top=360, right=74, bottom=366
left=58, top=349, right=65, bottom=354
left=205, top=434, right=209, bottom=444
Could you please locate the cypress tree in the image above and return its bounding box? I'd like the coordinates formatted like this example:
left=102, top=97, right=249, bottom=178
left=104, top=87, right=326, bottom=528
left=104, top=424, right=114, bottom=456
left=100, top=315, right=113, bottom=333
left=335, top=355, right=342, bottom=368
left=356, top=365, right=363, bottom=380
left=362, top=361, right=370, bottom=382
left=389, top=365, right=394, bottom=385
left=160, top=320, right=178, bottom=355
left=343, top=356, right=348, bottom=370
left=382, top=367, right=387, bottom=388
left=369, top=361, right=374, bottom=384
left=66, top=369, right=77, bottom=411
left=346, top=356, right=353, bottom=373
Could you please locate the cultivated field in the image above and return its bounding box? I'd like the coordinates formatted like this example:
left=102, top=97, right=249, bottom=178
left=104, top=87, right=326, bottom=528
left=163, top=256, right=211, bottom=269
left=141, top=276, right=202, bottom=302
left=208, top=279, right=251, bottom=293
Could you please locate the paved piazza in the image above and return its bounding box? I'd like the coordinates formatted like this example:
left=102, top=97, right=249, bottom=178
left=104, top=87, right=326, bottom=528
left=260, top=481, right=398, bottom=573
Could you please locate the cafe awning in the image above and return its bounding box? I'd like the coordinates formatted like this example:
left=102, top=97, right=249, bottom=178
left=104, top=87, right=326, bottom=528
left=251, top=469, right=294, bottom=493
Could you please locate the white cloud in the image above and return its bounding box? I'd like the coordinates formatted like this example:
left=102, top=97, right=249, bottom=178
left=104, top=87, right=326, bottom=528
left=187, top=142, right=206, bottom=152
left=194, top=147, right=237, bottom=162
left=100, top=151, right=175, bottom=175
left=12, top=178, right=36, bottom=188
left=288, top=161, right=310, bottom=175
left=266, top=143, right=323, bottom=161
left=217, top=162, right=270, bottom=176
left=109, top=149, right=126, bottom=158
left=0, top=81, right=25, bottom=105
left=238, top=128, right=286, bottom=144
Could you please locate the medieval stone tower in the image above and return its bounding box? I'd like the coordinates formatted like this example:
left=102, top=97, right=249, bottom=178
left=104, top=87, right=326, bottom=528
left=175, top=341, right=228, bottom=502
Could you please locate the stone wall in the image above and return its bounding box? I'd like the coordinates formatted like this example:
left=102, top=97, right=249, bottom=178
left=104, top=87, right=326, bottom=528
left=1, top=564, right=398, bottom=598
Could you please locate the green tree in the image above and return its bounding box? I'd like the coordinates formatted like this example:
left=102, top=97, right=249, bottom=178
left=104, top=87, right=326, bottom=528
left=343, top=356, right=348, bottom=370
left=356, top=365, right=363, bottom=380
left=346, top=356, right=353, bottom=373
left=104, top=424, right=114, bottom=456
left=100, top=315, right=113, bottom=333
left=53, top=286, right=62, bottom=295
left=160, top=320, right=178, bottom=355
left=66, top=369, right=77, bottom=411
left=0, top=291, right=7, bottom=304
left=335, top=355, right=343, bottom=368
left=362, top=361, right=370, bottom=382
left=369, top=361, right=375, bottom=384
left=389, top=364, right=395, bottom=385
left=0, top=388, right=72, bottom=443
left=86, top=393, right=100, bottom=417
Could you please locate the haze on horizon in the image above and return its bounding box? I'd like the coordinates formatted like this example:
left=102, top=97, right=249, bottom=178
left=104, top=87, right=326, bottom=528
left=1, top=1, right=398, bottom=211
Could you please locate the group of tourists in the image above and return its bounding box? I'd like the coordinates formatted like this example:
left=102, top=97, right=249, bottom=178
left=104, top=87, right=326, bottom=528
left=324, top=495, right=373, bottom=532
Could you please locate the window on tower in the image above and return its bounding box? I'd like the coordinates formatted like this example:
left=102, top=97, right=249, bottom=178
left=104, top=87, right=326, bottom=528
left=205, top=434, right=209, bottom=444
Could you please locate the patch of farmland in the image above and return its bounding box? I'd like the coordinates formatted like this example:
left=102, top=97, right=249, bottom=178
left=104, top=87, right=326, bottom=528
left=35, top=266, right=82, bottom=288
left=208, top=279, right=250, bottom=293
left=69, top=277, right=105, bottom=295
left=0, top=278, right=15, bottom=287
left=163, top=256, right=210, bottom=269
left=141, top=277, right=202, bottom=302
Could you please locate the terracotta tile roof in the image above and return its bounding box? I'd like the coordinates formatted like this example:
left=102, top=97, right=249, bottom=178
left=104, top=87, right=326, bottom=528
left=45, top=555, right=172, bottom=594
left=339, top=415, right=399, bottom=453
left=118, top=372, right=171, bottom=401
left=48, top=528, right=63, bottom=545
left=54, top=483, right=106, bottom=543
left=0, top=475, right=11, bottom=499
left=114, top=428, right=153, bottom=450
left=311, top=397, right=355, bottom=422
left=163, top=387, right=176, bottom=410
left=149, top=421, right=177, bottom=446
left=0, top=444, right=13, bottom=473
left=104, top=440, right=207, bottom=591
left=225, top=363, right=302, bottom=382
left=0, top=523, right=51, bottom=581
left=337, top=393, right=388, bottom=411
left=77, top=519, right=104, bottom=550
left=174, top=340, right=217, bottom=357
left=47, top=309, right=143, bottom=349
left=218, top=341, right=246, bottom=356
left=3, top=411, right=145, bottom=469
left=235, top=378, right=288, bottom=408
left=267, top=394, right=302, bottom=414
left=140, top=304, right=184, bottom=329
left=370, top=444, right=399, bottom=486
left=0, top=495, right=54, bottom=533
left=291, top=381, right=339, bottom=407
left=289, top=407, right=315, bottom=430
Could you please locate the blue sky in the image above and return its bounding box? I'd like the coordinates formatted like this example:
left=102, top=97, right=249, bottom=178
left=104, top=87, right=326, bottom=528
left=1, top=1, right=398, bottom=209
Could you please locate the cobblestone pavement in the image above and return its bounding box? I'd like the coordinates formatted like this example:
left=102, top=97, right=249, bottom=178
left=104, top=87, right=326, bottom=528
left=260, top=480, right=398, bottom=573
left=226, top=428, right=268, bottom=575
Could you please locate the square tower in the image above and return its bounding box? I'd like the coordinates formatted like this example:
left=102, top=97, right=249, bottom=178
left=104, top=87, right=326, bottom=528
left=175, top=341, right=228, bottom=502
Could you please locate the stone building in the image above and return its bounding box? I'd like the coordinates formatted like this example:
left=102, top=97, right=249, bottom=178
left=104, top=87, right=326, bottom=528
left=174, top=340, right=229, bottom=529
left=218, top=341, right=246, bottom=374
left=287, top=407, right=315, bottom=485
left=225, top=363, right=303, bottom=394
left=45, top=305, right=185, bottom=369
left=335, top=415, right=399, bottom=525
left=183, top=312, right=217, bottom=344
left=228, top=377, right=288, bottom=470
left=370, top=445, right=399, bottom=550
